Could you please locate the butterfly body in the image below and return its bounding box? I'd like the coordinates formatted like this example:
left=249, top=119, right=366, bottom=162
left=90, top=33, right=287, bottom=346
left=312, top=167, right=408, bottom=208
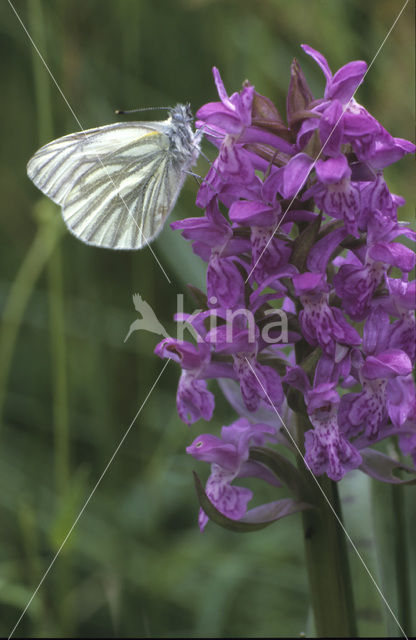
left=27, top=103, right=201, bottom=249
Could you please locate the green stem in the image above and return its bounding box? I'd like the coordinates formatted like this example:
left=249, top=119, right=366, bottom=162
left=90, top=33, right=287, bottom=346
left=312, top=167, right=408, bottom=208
left=0, top=211, right=63, bottom=427
left=28, top=1, right=72, bottom=632
left=29, top=0, right=70, bottom=497
left=296, top=415, right=357, bottom=637
left=48, top=246, right=70, bottom=493
left=391, top=483, right=412, bottom=634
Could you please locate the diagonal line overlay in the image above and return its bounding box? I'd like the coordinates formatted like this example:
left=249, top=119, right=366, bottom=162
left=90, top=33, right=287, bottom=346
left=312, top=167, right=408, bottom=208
left=7, top=359, right=171, bottom=639
left=245, top=357, right=408, bottom=638
left=8, top=0, right=172, bottom=284
left=7, top=0, right=412, bottom=637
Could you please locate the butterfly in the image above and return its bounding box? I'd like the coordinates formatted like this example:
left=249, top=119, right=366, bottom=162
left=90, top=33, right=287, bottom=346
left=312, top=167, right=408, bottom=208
left=27, top=103, right=201, bottom=250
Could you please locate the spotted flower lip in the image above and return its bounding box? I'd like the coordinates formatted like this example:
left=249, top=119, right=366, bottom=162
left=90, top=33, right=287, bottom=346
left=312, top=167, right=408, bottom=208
left=338, top=311, right=416, bottom=440
left=293, top=272, right=363, bottom=363
left=386, top=278, right=416, bottom=312
left=156, top=46, right=415, bottom=527
left=176, top=372, right=215, bottom=425
left=186, top=418, right=278, bottom=530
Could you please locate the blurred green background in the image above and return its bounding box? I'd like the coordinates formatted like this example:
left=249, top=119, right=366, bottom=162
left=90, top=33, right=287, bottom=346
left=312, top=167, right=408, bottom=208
left=1, top=0, right=414, bottom=637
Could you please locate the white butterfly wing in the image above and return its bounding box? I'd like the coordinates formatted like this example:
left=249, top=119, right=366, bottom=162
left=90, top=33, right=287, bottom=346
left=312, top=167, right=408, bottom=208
left=27, top=122, right=186, bottom=249
left=27, top=123, right=156, bottom=205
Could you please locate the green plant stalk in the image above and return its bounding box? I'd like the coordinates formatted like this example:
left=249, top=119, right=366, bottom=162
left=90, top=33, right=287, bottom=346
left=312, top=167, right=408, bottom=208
left=48, top=246, right=70, bottom=493
left=29, top=0, right=72, bottom=632
left=0, top=212, right=63, bottom=426
left=392, top=483, right=412, bottom=634
left=29, top=0, right=70, bottom=497
left=296, top=414, right=358, bottom=637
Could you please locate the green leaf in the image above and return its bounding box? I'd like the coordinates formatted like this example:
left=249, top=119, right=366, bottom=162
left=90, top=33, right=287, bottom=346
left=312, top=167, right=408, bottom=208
left=187, top=284, right=208, bottom=309
left=249, top=446, right=317, bottom=503
left=285, top=385, right=308, bottom=414
left=242, top=498, right=313, bottom=523
left=298, top=346, right=321, bottom=379
left=193, top=472, right=312, bottom=533
left=290, top=212, right=322, bottom=273
left=0, top=579, right=41, bottom=615
left=360, top=449, right=416, bottom=485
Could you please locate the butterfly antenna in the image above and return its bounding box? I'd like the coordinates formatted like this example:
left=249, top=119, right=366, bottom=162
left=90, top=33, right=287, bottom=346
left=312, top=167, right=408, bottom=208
left=199, top=150, right=212, bottom=166
left=115, top=106, right=171, bottom=115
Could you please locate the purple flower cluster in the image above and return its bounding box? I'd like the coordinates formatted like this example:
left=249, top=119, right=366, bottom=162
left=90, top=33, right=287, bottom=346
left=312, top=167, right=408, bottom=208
left=156, top=45, right=415, bottom=530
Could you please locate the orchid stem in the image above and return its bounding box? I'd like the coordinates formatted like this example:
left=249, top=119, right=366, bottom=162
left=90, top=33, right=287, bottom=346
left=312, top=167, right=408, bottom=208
left=296, top=415, right=357, bottom=637
left=392, top=484, right=411, bottom=634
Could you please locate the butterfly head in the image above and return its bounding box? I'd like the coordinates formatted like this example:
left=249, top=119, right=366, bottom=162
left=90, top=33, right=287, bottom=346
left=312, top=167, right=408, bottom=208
left=169, top=103, right=194, bottom=124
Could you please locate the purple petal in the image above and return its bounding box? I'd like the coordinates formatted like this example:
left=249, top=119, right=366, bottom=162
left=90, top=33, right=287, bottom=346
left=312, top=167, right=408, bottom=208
left=368, top=242, right=416, bottom=273
left=284, top=365, right=310, bottom=394
left=229, top=200, right=278, bottom=227
left=304, top=425, right=362, bottom=481
left=207, top=255, right=245, bottom=309
left=362, top=308, right=390, bottom=355
left=327, top=61, right=367, bottom=102
left=387, top=278, right=416, bottom=311
left=282, top=153, right=314, bottom=198
left=200, top=467, right=253, bottom=531
left=306, top=382, right=339, bottom=413
left=307, top=227, right=348, bottom=273
left=367, top=135, right=416, bottom=170
left=212, top=66, right=231, bottom=106
left=319, top=101, right=344, bottom=156
left=177, top=373, right=215, bottom=425
left=221, top=418, right=276, bottom=455
left=362, top=349, right=412, bottom=380
left=343, top=101, right=380, bottom=138
left=296, top=115, right=320, bottom=151
left=386, top=376, right=416, bottom=428
left=293, top=271, right=326, bottom=295
left=155, top=338, right=210, bottom=369
left=196, top=102, right=247, bottom=135
left=262, top=167, right=285, bottom=203
left=301, top=44, right=332, bottom=84
left=186, top=434, right=239, bottom=469
left=240, top=126, right=295, bottom=154
left=316, top=154, right=350, bottom=184
left=218, top=378, right=288, bottom=433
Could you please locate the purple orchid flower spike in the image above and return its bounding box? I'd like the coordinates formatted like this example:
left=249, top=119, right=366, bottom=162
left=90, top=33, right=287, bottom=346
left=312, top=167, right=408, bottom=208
left=159, top=47, right=415, bottom=538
